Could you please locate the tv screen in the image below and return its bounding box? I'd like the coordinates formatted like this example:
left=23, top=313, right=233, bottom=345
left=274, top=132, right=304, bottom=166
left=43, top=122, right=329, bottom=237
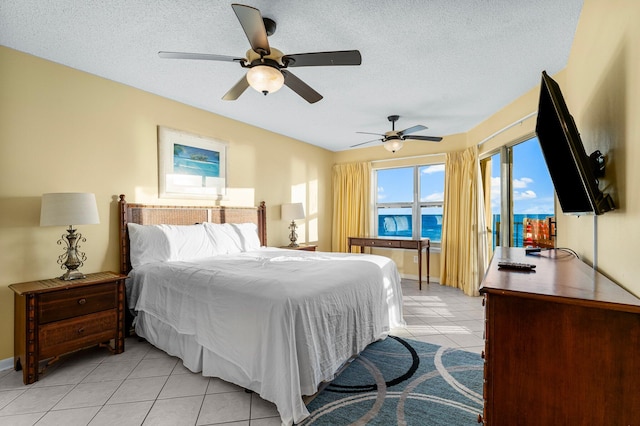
left=535, top=71, right=614, bottom=215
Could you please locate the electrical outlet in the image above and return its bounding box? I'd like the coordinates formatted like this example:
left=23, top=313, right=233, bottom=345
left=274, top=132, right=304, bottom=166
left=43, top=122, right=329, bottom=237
left=413, top=256, right=418, bottom=263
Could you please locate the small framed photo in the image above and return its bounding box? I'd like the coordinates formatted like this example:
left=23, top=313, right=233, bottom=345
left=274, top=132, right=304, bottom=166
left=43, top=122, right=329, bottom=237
left=158, top=126, right=227, bottom=199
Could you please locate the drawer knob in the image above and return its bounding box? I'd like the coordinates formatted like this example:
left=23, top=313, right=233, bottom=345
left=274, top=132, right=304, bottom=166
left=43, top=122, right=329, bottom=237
left=77, top=327, right=85, bottom=334
left=78, top=298, right=86, bottom=305
left=481, top=351, right=485, bottom=359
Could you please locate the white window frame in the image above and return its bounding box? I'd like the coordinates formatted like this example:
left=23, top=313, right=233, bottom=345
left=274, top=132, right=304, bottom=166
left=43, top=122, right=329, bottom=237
left=373, top=164, right=444, bottom=245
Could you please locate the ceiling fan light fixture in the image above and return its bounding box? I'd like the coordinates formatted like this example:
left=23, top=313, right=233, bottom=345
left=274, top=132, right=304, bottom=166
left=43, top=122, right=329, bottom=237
left=384, top=139, right=403, bottom=153
left=246, top=64, right=284, bottom=95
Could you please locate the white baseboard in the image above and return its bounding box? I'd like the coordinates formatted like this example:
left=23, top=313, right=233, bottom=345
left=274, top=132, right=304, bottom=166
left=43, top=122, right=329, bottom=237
left=0, top=357, right=13, bottom=372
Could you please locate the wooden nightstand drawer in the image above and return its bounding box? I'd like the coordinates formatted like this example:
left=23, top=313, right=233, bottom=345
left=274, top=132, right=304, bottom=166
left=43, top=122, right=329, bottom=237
left=39, top=283, right=117, bottom=324
left=280, top=244, right=317, bottom=251
left=39, top=309, right=117, bottom=358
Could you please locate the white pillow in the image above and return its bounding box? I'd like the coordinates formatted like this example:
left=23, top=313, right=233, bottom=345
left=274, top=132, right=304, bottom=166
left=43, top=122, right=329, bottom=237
left=161, top=224, right=218, bottom=261
left=128, top=223, right=218, bottom=268
left=204, top=222, right=243, bottom=254
left=203, top=222, right=261, bottom=253
left=231, top=223, right=261, bottom=251
left=127, top=223, right=171, bottom=269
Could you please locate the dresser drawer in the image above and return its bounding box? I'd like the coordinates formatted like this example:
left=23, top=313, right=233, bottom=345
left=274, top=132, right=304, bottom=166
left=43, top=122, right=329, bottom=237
left=39, top=309, right=117, bottom=358
left=39, top=283, right=116, bottom=324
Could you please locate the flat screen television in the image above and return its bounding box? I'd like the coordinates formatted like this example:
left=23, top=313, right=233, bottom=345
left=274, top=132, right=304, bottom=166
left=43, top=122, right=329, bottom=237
left=535, top=71, right=615, bottom=215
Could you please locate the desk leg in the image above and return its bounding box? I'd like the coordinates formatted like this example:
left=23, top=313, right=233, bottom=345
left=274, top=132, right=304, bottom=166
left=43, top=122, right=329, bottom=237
left=418, top=249, right=422, bottom=291
left=427, top=247, right=430, bottom=284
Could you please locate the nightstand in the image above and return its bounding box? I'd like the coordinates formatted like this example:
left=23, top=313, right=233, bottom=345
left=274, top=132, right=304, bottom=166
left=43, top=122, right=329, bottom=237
left=9, top=271, right=126, bottom=384
left=280, top=244, right=317, bottom=251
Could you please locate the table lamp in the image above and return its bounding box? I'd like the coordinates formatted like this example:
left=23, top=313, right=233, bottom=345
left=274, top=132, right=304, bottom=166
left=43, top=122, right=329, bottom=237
left=40, top=192, right=100, bottom=280
left=281, top=202, right=305, bottom=247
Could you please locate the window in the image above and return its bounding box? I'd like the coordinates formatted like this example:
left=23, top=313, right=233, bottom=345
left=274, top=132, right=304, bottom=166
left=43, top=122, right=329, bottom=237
left=375, top=164, right=445, bottom=243
left=482, top=136, right=555, bottom=250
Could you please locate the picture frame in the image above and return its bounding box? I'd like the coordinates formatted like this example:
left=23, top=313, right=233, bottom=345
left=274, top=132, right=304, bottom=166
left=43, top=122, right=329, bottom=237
left=158, top=126, right=227, bottom=199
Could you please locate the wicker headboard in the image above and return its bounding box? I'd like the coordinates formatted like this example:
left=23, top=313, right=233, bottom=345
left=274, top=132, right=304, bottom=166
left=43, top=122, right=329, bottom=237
left=118, top=194, right=267, bottom=274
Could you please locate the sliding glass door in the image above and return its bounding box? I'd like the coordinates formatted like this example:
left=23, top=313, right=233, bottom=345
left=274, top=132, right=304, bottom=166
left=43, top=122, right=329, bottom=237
left=482, top=136, right=555, bottom=250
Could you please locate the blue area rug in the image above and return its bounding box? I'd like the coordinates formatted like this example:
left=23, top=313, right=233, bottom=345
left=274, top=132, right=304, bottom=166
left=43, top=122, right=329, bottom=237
left=301, top=336, right=483, bottom=425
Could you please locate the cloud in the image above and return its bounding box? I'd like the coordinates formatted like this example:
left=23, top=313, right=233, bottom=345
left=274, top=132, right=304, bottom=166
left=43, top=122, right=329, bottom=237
left=377, top=186, right=386, bottom=200
left=490, top=177, right=501, bottom=206
left=513, top=177, right=533, bottom=188
left=421, top=192, right=444, bottom=202
left=490, top=176, right=541, bottom=211
left=514, top=190, right=537, bottom=200
left=421, top=164, right=445, bottom=174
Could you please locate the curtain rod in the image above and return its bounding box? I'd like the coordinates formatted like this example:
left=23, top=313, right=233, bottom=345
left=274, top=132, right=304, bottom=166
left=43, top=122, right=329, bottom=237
left=478, top=111, right=537, bottom=146
left=370, top=152, right=445, bottom=164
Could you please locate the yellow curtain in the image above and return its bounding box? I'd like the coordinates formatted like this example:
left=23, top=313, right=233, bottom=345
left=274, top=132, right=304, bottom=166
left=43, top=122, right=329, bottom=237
left=480, top=157, right=494, bottom=260
left=332, top=162, right=371, bottom=253
left=440, top=146, right=489, bottom=296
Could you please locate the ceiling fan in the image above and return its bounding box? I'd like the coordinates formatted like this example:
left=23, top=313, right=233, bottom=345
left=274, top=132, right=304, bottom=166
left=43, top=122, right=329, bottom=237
left=352, top=115, right=443, bottom=153
left=158, top=3, right=362, bottom=104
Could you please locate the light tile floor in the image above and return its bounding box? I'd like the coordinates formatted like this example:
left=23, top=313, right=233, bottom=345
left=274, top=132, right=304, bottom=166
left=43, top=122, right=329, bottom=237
left=0, top=279, right=484, bottom=426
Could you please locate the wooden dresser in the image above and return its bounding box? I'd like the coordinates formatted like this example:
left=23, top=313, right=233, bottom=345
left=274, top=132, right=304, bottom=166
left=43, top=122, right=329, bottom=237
left=479, top=247, right=640, bottom=425
left=10, top=271, right=126, bottom=384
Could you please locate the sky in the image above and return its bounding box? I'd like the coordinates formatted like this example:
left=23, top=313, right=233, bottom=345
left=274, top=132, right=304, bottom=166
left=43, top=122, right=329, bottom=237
left=376, top=164, right=445, bottom=215
left=490, top=137, right=555, bottom=215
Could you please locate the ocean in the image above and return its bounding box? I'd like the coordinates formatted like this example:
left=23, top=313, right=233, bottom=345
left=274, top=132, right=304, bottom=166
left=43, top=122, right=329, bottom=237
left=378, top=213, right=554, bottom=246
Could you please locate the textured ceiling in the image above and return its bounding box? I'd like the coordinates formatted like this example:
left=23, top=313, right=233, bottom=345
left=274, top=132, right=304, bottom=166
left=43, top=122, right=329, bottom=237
left=0, top=0, right=583, bottom=152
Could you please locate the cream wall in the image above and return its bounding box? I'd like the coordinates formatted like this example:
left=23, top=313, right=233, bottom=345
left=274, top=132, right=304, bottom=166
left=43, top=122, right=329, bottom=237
left=557, top=0, right=640, bottom=294
left=0, top=46, right=334, bottom=360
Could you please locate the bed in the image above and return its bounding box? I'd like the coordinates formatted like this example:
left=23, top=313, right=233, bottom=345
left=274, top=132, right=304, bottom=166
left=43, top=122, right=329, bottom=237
left=118, top=195, right=404, bottom=425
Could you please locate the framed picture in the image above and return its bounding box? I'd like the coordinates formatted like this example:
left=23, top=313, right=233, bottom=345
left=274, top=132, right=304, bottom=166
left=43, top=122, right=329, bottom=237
left=158, top=126, right=227, bottom=199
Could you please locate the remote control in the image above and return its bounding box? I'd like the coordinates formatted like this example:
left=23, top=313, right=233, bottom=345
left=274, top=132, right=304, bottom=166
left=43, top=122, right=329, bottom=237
left=498, top=261, right=536, bottom=271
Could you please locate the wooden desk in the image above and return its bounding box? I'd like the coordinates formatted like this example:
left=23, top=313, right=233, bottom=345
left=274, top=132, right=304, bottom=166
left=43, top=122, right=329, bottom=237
left=348, top=237, right=430, bottom=289
left=479, top=247, right=640, bottom=425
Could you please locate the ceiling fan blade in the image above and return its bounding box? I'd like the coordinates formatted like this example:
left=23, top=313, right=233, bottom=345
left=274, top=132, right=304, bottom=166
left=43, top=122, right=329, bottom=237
left=231, top=3, right=270, bottom=56
left=398, top=124, right=428, bottom=136
left=158, top=51, right=244, bottom=62
left=350, top=138, right=381, bottom=148
left=283, top=50, right=362, bottom=67
left=222, top=75, right=250, bottom=100
left=356, top=131, right=386, bottom=137
left=281, top=70, right=322, bottom=104
left=404, top=135, right=443, bottom=142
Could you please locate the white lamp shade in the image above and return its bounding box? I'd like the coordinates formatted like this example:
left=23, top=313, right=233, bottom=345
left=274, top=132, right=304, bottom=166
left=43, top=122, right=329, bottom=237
left=384, top=139, right=404, bottom=153
left=281, top=202, right=305, bottom=220
left=40, top=193, right=100, bottom=227
left=247, top=65, right=285, bottom=94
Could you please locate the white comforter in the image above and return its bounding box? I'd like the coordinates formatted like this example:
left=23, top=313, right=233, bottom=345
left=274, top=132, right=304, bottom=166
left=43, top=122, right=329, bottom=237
left=126, top=248, right=404, bottom=425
